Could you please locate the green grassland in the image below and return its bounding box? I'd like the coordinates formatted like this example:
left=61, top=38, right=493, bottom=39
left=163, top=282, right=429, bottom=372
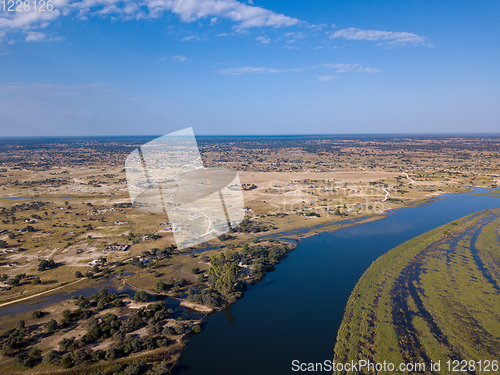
left=334, top=209, right=500, bottom=374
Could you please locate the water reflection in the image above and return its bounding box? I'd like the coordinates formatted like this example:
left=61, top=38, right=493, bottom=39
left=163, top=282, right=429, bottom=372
left=223, top=306, right=235, bottom=324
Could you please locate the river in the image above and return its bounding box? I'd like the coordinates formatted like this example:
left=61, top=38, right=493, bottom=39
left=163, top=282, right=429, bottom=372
left=175, top=188, right=500, bottom=375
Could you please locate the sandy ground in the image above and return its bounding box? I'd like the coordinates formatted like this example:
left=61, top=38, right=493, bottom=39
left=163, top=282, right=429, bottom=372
left=180, top=300, right=214, bottom=313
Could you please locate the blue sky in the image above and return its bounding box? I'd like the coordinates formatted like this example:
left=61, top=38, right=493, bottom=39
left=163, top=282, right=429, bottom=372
left=0, top=0, right=499, bottom=136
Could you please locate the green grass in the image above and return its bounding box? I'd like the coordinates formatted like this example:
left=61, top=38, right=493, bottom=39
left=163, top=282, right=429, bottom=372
left=334, top=209, right=500, bottom=374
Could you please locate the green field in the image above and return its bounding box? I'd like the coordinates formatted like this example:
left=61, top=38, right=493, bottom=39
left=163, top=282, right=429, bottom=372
left=334, top=209, right=500, bottom=374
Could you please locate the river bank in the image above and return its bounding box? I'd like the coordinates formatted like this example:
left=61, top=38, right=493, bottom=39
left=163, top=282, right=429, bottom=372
left=174, top=187, right=500, bottom=375
left=0, top=187, right=494, bottom=374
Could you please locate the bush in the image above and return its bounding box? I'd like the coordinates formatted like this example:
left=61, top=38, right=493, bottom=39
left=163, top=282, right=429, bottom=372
left=15, top=347, right=42, bottom=367
left=133, top=291, right=150, bottom=302
left=38, top=259, right=56, bottom=271
left=146, top=362, right=169, bottom=375
left=42, top=350, right=60, bottom=365
left=75, top=271, right=83, bottom=278
left=124, top=364, right=142, bottom=375
left=45, top=319, right=58, bottom=334
left=31, top=310, right=44, bottom=319
left=154, top=280, right=169, bottom=293
left=60, top=353, right=74, bottom=368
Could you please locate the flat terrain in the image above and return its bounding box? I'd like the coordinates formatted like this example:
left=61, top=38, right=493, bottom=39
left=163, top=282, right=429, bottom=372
left=334, top=209, right=500, bottom=374
left=0, top=135, right=499, bottom=374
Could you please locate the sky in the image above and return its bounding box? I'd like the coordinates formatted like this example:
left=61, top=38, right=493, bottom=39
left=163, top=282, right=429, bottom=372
left=0, top=0, right=499, bottom=136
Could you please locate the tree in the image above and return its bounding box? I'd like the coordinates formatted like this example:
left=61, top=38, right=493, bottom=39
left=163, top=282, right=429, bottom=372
left=42, top=350, right=60, bottom=365
left=60, top=353, right=74, bottom=368
left=45, top=319, right=58, bottom=334
left=38, top=259, right=56, bottom=271
left=31, top=310, right=44, bottom=319
left=133, top=291, right=150, bottom=302
left=146, top=362, right=169, bottom=375
left=32, top=276, right=41, bottom=285
left=74, top=271, right=83, bottom=278
left=124, top=364, right=141, bottom=375
left=16, top=320, right=25, bottom=330
left=154, top=280, right=168, bottom=293
left=26, top=347, right=42, bottom=367
left=242, top=243, right=249, bottom=253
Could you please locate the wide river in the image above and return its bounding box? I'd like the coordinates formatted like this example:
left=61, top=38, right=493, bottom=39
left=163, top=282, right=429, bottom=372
left=175, top=188, right=500, bottom=375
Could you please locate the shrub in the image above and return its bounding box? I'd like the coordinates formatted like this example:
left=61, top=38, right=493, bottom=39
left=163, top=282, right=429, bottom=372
left=38, top=259, right=56, bottom=271
left=133, top=291, right=150, bottom=302
left=45, top=319, right=58, bottom=334
left=31, top=310, right=44, bottom=319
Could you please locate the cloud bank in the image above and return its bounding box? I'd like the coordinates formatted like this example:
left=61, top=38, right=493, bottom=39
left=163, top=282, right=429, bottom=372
left=0, top=0, right=300, bottom=38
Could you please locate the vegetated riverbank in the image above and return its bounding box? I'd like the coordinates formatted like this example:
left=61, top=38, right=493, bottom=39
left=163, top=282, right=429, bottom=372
left=0, top=187, right=491, bottom=375
left=334, top=208, right=500, bottom=373
left=161, top=187, right=500, bottom=375
left=0, top=239, right=297, bottom=375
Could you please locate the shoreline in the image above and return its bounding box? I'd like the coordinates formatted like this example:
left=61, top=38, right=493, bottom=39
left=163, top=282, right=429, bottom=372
left=0, top=187, right=469, bottom=310
left=0, top=186, right=493, bottom=375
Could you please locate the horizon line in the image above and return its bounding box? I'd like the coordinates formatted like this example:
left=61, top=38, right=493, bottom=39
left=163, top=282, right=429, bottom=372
left=1, top=132, right=500, bottom=139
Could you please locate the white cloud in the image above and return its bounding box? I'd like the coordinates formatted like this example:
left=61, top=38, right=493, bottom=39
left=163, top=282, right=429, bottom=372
left=181, top=35, right=201, bottom=41
left=0, top=0, right=301, bottom=41
left=256, top=36, right=270, bottom=44
left=25, top=31, right=45, bottom=42
left=318, top=75, right=336, bottom=82
left=217, top=66, right=306, bottom=75
left=285, top=31, right=305, bottom=39
left=144, top=0, right=300, bottom=28
left=217, top=63, right=379, bottom=76
left=172, top=54, right=187, bottom=62
left=329, top=27, right=427, bottom=46
left=325, top=63, right=380, bottom=73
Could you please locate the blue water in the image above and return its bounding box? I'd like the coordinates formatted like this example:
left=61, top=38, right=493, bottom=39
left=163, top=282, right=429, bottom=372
left=0, top=275, right=200, bottom=320
left=176, top=188, right=500, bottom=375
